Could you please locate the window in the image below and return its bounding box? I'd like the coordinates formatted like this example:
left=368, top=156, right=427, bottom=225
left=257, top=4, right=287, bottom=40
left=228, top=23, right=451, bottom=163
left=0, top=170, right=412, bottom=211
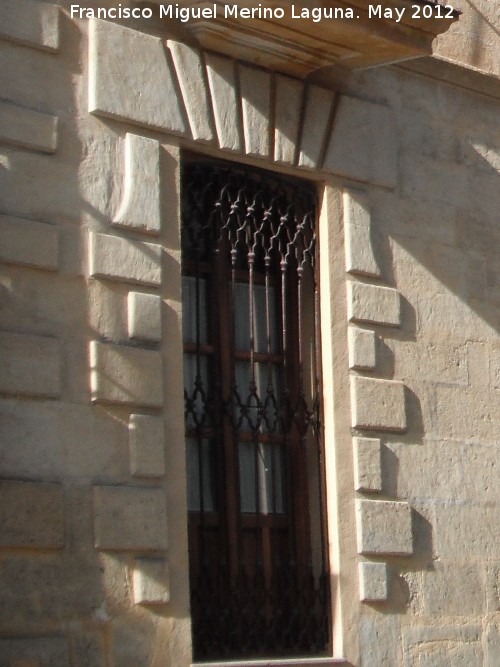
left=182, top=159, right=330, bottom=661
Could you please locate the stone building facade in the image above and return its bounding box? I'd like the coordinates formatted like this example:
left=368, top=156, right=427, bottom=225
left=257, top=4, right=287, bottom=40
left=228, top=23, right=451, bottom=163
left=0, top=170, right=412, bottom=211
left=0, top=0, right=499, bottom=665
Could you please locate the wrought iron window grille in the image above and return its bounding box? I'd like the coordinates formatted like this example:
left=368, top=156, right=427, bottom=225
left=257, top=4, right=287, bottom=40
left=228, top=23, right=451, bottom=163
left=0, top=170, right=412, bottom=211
left=182, top=158, right=330, bottom=661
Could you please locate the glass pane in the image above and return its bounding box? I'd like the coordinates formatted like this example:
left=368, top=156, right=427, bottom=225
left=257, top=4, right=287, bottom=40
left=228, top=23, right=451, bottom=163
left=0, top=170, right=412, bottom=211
left=186, top=437, right=216, bottom=512
left=238, top=442, right=285, bottom=514
left=238, top=441, right=257, bottom=513
left=184, top=354, right=210, bottom=429
left=182, top=275, right=208, bottom=344
left=234, top=282, right=277, bottom=353
left=261, top=443, right=284, bottom=514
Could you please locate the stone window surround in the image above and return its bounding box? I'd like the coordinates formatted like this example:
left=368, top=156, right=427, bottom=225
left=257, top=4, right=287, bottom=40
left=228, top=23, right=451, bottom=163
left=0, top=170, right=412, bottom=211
left=87, top=17, right=414, bottom=666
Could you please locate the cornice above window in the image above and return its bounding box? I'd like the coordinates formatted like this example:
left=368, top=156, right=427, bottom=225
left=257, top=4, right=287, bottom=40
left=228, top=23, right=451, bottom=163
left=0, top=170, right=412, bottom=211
left=151, top=0, right=460, bottom=77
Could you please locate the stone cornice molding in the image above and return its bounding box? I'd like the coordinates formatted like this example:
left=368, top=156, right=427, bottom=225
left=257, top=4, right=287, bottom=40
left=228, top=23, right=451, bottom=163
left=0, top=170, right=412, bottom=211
left=148, top=0, right=460, bottom=77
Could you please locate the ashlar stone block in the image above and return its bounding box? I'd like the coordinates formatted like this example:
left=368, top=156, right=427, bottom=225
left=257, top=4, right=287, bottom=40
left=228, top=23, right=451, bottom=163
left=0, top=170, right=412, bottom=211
left=344, top=189, right=381, bottom=278
left=89, top=232, right=161, bottom=286
left=274, top=75, right=303, bottom=165
left=129, top=414, right=165, bottom=478
left=350, top=376, right=406, bottom=432
left=239, top=64, right=271, bottom=158
left=324, top=95, right=396, bottom=188
left=168, top=40, right=214, bottom=143
left=353, top=437, right=382, bottom=492
left=90, top=341, right=163, bottom=408
left=0, top=637, right=69, bottom=666
left=89, top=19, right=186, bottom=135
left=0, top=100, right=58, bottom=154
left=0, top=332, right=60, bottom=398
left=347, top=281, right=401, bottom=327
left=133, top=558, right=170, bottom=604
left=0, top=480, right=64, bottom=549
left=359, top=561, right=388, bottom=602
left=356, top=499, right=413, bottom=556
left=205, top=53, right=242, bottom=152
left=113, top=134, right=161, bottom=235
left=93, top=486, right=168, bottom=551
left=128, top=292, right=162, bottom=342
left=348, top=327, right=376, bottom=371
left=298, top=85, right=335, bottom=169
left=0, top=215, right=58, bottom=270
left=0, top=0, right=60, bottom=51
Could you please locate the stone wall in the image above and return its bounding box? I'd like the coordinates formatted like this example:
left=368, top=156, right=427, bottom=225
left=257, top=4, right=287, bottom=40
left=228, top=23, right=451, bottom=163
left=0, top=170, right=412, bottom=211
left=0, top=1, right=499, bottom=666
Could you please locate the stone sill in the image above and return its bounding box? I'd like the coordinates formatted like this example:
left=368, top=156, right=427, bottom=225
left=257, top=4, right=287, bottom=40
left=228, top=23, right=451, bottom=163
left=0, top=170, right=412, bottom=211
left=194, top=657, right=348, bottom=667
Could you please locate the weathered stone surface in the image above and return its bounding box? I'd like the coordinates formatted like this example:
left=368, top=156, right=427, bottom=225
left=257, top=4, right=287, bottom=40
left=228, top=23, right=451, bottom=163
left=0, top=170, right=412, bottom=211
left=353, top=437, right=382, bottom=492
left=0, top=100, right=57, bottom=153
left=168, top=40, right=214, bottom=143
left=359, top=561, right=388, bottom=601
left=90, top=341, right=163, bottom=408
left=347, top=281, right=401, bottom=327
left=0, top=637, right=69, bottom=666
left=324, top=95, right=396, bottom=188
left=0, top=214, right=58, bottom=270
left=0, top=398, right=127, bottom=484
left=89, top=232, right=161, bottom=286
left=0, top=0, right=59, bottom=51
left=356, top=499, right=413, bottom=555
left=386, top=339, right=468, bottom=387
left=274, top=75, right=303, bottom=165
left=359, top=615, right=400, bottom=667
left=344, top=189, right=381, bottom=277
left=402, top=623, right=483, bottom=667
left=89, top=19, right=186, bottom=134
left=113, top=134, right=161, bottom=235
left=128, top=292, right=162, bottom=342
left=133, top=558, right=170, bottom=604
left=421, top=561, right=484, bottom=615
left=350, top=376, right=406, bottom=432
left=388, top=441, right=500, bottom=502
left=129, top=414, right=165, bottom=478
left=93, top=486, right=168, bottom=551
left=348, top=327, right=376, bottom=371
left=0, top=331, right=60, bottom=398
left=435, top=503, right=500, bottom=559
left=239, top=65, right=271, bottom=158
left=0, top=480, right=64, bottom=549
left=298, top=85, right=334, bottom=169
left=205, top=53, right=241, bottom=152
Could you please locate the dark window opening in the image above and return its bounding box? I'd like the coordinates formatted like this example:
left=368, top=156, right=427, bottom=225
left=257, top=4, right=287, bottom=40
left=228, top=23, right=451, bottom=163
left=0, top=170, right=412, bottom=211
left=182, top=158, right=330, bottom=661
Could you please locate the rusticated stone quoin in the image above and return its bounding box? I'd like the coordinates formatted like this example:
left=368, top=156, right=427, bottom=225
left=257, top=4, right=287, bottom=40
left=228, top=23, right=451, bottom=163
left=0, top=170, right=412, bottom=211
left=348, top=327, right=376, bottom=371
left=90, top=341, right=163, bottom=408
left=0, top=0, right=60, bottom=51
left=358, top=561, right=389, bottom=602
left=350, top=376, right=406, bottom=432
left=347, top=281, right=401, bottom=328
left=129, top=413, right=166, bottom=478
left=113, top=133, right=161, bottom=235
left=133, top=558, right=170, bottom=604
left=93, top=485, right=168, bottom=551
left=89, top=232, right=162, bottom=286
left=353, top=436, right=382, bottom=493
left=0, top=215, right=58, bottom=270
left=0, top=100, right=58, bottom=154
left=344, top=189, right=381, bottom=278
left=356, top=499, right=413, bottom=556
